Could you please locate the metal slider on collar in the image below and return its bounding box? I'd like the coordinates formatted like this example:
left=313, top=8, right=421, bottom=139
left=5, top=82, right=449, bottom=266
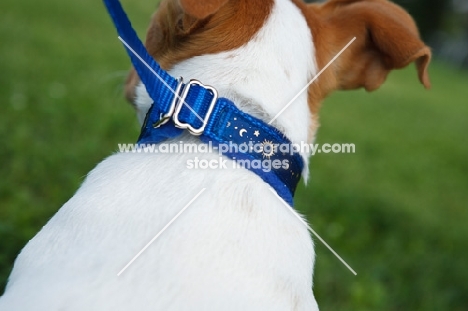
left=154, top=77, right=218, bottom=136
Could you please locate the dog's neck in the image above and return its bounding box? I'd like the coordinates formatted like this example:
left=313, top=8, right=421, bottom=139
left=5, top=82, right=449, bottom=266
left=132, top=0, right=433, bottom=163
left=135, top=0, right=317, bottom=172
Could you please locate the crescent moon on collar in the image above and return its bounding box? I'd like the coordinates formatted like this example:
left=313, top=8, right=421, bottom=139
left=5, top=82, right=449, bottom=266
left=239, top=129, right=247, bottom=137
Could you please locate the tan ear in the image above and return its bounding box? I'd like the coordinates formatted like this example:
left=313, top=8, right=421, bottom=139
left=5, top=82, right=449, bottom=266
left=179, top=0, right=229, bottom=19
left=314, top=0, right=431, bottom=91
left=124, top=0, right=230, bottom=106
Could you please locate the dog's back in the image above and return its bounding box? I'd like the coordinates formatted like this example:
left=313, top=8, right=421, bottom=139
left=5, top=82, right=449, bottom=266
left=1, top=144, right=315, bottom=310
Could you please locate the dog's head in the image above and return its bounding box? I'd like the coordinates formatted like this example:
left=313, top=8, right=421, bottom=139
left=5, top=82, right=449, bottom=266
left=125, top=0, right=431, bottom=142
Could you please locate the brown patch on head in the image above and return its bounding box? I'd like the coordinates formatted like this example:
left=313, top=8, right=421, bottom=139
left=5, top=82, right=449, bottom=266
left=179, top=0, right=229, bottom=19
left=125, top=0, right=274, bottom=104
left=292, top=0, right=431, bottom=124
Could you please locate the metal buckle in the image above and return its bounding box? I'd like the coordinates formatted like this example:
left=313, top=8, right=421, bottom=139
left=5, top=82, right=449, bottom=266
left=173, top=79, right=218, bottom=136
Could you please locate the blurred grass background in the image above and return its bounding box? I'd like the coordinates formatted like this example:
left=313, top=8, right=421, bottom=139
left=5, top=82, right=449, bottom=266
left=1, top=0, right=467, bottom=310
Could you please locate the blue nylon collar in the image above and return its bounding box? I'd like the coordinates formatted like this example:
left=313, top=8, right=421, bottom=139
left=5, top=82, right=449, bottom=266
left=103, top=0, right=304, bottom=205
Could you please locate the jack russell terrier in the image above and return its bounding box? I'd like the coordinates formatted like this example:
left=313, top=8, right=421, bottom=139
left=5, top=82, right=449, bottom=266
left=0, top=0, right=430, bottom=310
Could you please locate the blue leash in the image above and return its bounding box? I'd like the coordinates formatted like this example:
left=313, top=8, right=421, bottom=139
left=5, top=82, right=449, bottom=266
left=103, top=0, right=304, bottom=206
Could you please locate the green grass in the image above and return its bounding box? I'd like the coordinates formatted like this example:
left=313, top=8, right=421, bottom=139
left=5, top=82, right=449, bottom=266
left=1, top=0, right=467, bottom=310
left=296, top=62, right=468, bottom=310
